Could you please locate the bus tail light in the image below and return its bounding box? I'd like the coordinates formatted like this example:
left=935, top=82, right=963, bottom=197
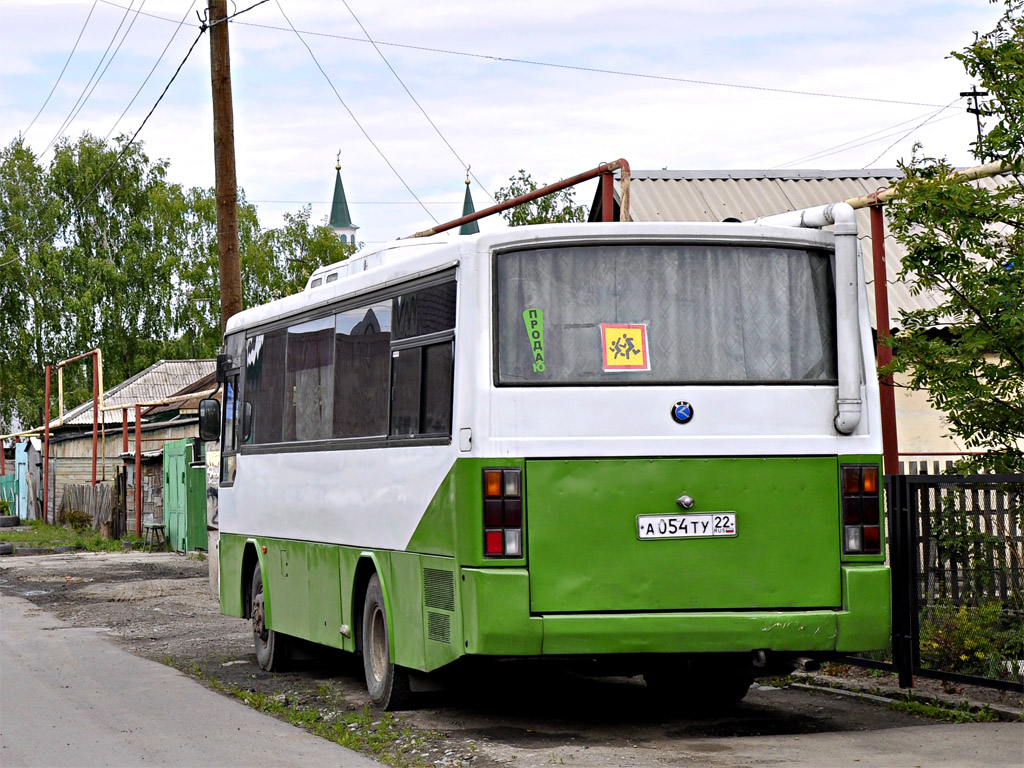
left=483, top=468, right=523, bottom=558
left=841, top=464, right=881, bottom=555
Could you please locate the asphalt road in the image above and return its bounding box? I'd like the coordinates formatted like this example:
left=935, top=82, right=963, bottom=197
left=0, top=592, right=378, bottom=768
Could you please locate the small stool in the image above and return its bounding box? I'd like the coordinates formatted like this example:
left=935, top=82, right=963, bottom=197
left=143, top=523, right=167, bottom=551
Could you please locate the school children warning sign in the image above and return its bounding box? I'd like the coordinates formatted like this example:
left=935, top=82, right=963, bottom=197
left=601, top=323, right=649, bottom=371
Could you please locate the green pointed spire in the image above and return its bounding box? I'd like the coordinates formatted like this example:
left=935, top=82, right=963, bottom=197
left=459, top=178, right=479, bottom=235
left=329, top=166, right=353, bottom=229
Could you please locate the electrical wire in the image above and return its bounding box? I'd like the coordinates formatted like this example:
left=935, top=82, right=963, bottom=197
left=39, top=0, right=141, bottom=158
left=340, top=0, right=495, bottom=203
left=94, top=0, right=952, bottom=110
left=775, top=103, right=965, bottom=169
left=22, top=0, right=100, bottom=137
left=274, top=0, right=439, bottom=225
left=0, top=0, right=273, bottom=259
left=0, top=28, right=207, bottom=263
left=104, top=1, right=198, bottom=141
left=861, top=99, right=962, bottom=168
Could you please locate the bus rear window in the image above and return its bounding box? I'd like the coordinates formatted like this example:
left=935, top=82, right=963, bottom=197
left=495, top=243, right=837, bottom=385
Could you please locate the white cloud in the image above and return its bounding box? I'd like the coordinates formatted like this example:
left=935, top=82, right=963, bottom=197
left=0, top=0, right=1006, bottom=242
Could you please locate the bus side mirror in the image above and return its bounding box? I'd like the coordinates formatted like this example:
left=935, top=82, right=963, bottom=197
left=199, top=398, right=221, bottom=442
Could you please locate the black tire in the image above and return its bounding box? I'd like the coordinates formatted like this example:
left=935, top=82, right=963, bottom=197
left=0, top=542, right=13, bottom=555
left=0, top=515, right=19, bottom=528
left=362, top=573, right=412, bottom=710
left=251, top=566, right=287, bottom=671
left=644, top=658, right=752, bottom=713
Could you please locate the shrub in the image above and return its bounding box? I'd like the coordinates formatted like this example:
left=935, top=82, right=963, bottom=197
left=920, top=600, right=1021, bottom=679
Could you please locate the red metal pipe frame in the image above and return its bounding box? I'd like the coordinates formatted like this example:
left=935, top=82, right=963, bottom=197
left=43, top=366, right=51, bottom=523
left=135, top=404, right=142, bottom=536
left=91, top=355, right=99, bottom=486
left=870, top=205, right=899, bottom=475
left=40, top=349, right=103, bottom=526
left=407, top=159, right=631, bottom=238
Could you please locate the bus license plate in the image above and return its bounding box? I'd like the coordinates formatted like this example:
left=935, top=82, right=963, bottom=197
left=637, top=513, right=736, bottom=540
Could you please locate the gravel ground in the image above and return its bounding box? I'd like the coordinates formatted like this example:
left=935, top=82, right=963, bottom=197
left=1, top=548, right=1020, bottom=768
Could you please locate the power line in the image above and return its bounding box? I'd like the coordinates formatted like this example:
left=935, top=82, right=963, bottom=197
left=104, top=1, right=198, bottom=141
left=0, top=28, right=207, bottom=260
left=340, top=0, right=496, bottom=204
left=274, top=0, right=439, bottom=225
left=861, top=98, right=961, bottom=168
left=1, top=1, right=273, bottom=256
left=39, top=0, right=141, bottom=158
left=95, top=0, right=951, bottom=110
left=22, top=0, right=100, bottom=137
left=776, top=103, right=964, bottom=169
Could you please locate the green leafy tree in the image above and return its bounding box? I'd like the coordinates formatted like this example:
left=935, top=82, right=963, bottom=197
left=0, top=137, right=62, bottom=432
left=493, top=169, right=589, bottom=226
left=884, top=0, right=1024, bottom=473
left=258, top=205, right=354, bottom=299
left=0, top=133, right=351, bottom=434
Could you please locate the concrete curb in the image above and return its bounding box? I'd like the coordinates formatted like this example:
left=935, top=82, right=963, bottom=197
left=792, top=680, right=1024, bottom=722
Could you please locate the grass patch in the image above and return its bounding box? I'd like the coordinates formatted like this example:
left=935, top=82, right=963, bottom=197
left=0, top=519, right=139, bottom=552
left=168, top=660, right=442, bottom=768
left=890, top=694, right=997, bottom=723
left=230, top=687, right=440, bottom=766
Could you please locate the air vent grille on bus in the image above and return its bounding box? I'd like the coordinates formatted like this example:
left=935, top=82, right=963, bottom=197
left=426, top=610, right=451, bottom=643
left=423, top=568, right=455, bottom=612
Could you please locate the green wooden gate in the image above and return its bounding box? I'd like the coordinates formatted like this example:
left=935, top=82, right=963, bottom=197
left=163, top=439, right=208, bottom=552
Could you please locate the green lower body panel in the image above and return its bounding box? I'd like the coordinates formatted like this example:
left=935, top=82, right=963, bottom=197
left=461, top=564, right=890, bottom=656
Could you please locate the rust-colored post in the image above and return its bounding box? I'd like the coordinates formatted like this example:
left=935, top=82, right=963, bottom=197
left=134, top=404, right=142, bottom=535
left=601, top=171, right=614, bottom=222
left=91, top=354, right=99, bottom=486
left=209, top=0, right=243, bottom=332
left=122, top=408, right=129, bottom=453
left=43, top=365, right=51, bottom=524
left=871, top=205, right=899, bottom=474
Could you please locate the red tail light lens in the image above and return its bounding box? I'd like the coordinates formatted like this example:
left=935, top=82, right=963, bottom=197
left=483, top=468, right=524, bottom=558
left=841, top=464, right=882, bottom=555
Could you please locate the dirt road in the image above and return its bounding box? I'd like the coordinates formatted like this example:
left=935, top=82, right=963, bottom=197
left=1, top=551, right=1020, bottom=768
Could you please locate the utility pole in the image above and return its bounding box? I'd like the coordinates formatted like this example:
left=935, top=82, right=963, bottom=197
left=208, top=0, right=242, bottom=333
left=960, top=86, right=989, bottom=149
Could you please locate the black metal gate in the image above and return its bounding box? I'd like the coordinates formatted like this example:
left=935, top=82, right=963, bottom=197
left=866, top=473, right=1024, bottom=692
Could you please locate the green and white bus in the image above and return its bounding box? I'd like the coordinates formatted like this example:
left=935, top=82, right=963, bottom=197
left=202, top=210, right=890, bottom=709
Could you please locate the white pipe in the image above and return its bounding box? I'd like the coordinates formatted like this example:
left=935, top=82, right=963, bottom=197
left=752, top=202, right=863, bottom=434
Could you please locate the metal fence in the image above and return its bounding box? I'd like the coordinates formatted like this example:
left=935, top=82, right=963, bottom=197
left=853, top=473, right=1024, bottom=692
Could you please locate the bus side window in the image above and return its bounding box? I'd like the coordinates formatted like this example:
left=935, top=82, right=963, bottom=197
left=221, top=374, right=239, bottom=483
left=390, top=281, right=456, bottom=438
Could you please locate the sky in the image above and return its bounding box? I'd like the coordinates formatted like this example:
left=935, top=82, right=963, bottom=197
left=0, top=0, right=1006, bottom=244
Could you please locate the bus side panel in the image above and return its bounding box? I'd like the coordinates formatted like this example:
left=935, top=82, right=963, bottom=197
left=307, top=542, right=344, bottom=649
left=263, top=539, right=310, bottom=638
left=406, top=458, right=526, bottom=567
left=403, top=466, right=459, bottom=557
left=389, top=553, right=464, bottom=672
left=219, top=532, right=247, bottom=617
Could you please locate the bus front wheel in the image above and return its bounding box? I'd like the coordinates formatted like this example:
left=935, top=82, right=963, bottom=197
left=362, top=573, right=411, bottom=710
left=251, top=566, right=286, bottom=671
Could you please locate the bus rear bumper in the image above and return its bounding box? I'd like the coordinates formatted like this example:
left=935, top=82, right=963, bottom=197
left=460, top=565, right=890, bottom=656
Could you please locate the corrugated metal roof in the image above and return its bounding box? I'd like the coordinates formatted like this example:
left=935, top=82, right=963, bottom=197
left=597, top=170, right=1011, bottom=330
left=55, top=359, right=215, bottom=427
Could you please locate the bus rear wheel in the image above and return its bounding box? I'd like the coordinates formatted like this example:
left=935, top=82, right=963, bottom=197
left=362, top=573, right=411, bottom=710
left=251, top=566, right=286, bottom=671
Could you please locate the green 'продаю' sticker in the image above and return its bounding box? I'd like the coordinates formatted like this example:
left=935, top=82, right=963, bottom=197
left=523, top=308, right=545, bottom=373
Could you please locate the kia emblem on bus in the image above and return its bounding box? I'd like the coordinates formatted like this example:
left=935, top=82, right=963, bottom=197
left=671, top=401, right=694, bottom=424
